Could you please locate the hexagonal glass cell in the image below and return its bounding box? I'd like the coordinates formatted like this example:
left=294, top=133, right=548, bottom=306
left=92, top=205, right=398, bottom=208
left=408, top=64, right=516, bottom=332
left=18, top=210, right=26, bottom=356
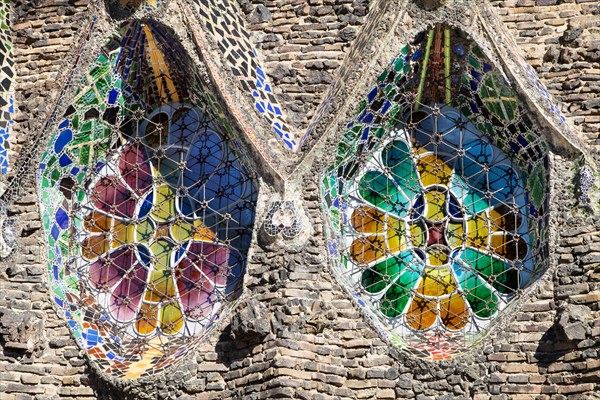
left=38, top=19, right=257, bottom=379
left=321, top=25, right=550, bottom=360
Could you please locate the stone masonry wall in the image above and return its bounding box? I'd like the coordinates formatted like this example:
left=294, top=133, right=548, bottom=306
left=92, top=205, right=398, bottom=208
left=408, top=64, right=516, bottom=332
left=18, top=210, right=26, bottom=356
left=489, top=0, right=600, bottom=151
left=238, top=0, right=372, bottom=130
left=0, top=1, right=599, bottom=400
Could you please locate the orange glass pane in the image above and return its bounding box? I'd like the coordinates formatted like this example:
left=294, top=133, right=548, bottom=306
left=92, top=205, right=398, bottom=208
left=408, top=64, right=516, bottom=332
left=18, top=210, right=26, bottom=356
left=489, top=206, right=522, bottom=233
left=351, top=206, right=385, bottom=234
left=407, top=296, right=437, bottom=330
left=350, top=236, right=386, bottom=265
left=82, top=234, right=110, bottom=259
left=136, top=303, right=158, bottom=335
left=84, top=212, right=112, bottom=232
left=440, top=294, right=469, bottom=330
left=490, top=233, right=528, bottom=261
left=192, top=221, right=217, bottom=242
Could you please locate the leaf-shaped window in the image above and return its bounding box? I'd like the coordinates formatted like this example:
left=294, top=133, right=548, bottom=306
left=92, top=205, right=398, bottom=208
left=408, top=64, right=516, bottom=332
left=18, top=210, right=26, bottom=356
left=38, top=19, right=257, bottom=379
left=322, top=26, right=550, bottom=360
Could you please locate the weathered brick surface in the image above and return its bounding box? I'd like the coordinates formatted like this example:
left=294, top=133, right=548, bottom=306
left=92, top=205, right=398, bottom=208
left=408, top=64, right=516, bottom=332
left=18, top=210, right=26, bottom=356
left=238, top=0, right=372, bottom=130
left=0, top=0, right=598, bottom=399
left=489, top=0, right=600, bottom=149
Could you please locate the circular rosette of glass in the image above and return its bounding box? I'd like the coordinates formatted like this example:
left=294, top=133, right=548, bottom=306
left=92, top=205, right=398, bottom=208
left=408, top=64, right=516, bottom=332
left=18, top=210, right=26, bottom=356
left=80, top=103, right=254, bottom=337
left=324, top=104, right=548, bottom=359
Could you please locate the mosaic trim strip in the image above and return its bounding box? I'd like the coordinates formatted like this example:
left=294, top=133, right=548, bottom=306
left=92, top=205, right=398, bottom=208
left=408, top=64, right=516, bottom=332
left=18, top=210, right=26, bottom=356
left=189, top=0, right=298, bottom=151
left=478, top=3, right=580, bottom=152
left=322, top=26, right=551, bottom=360
left=300, top=0, right=391, bottom=151
left=0, top=0, right=14, bottom=174
left=38, top=19, right=257, bottom=379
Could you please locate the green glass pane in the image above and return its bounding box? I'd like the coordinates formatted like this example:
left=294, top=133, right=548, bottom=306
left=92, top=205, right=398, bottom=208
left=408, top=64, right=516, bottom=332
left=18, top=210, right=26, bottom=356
left=50, top=169, right=61, bottom=185
left=358, top=171, right=411, bottom=218
left=66, top=275, right=78, bottom=290
left=453, top=262, right=498, bottom=318
left=461, top=248, right=518, bottom=294
left=377, top=69, right=388, bottom=83
left=383, top=140, right=420, bottom=200
left=393, top=57, right=405, bottom=72
left=468, top=54, right=481, bottom=70
left=528, top=161, right=546, bottom=209
left=79, top=145, right=90, bottom=165
left=361, top=251, right=412, bottom=294
left=472, top=45, right=485, bottom=58
left=481, top=74, right=518, bottom=124
left=451, top=174, right=489, bottom=215
left=380, top=261, right=422, bottom=318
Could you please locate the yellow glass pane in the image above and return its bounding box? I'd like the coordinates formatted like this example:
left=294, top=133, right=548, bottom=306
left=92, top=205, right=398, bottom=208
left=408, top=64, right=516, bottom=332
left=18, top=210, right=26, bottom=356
left=407, top=296, right=437, bottom=330
left=151, top=184, right=176, bottom=222
left=171, top=219, right=216, bottom=242
left=350, top=236, right=386, bottom=265
left=113, top=220, right=136, bottom=247
left=84, top=212, right=112, bottom=232
left=160, top=303, right=184, bottom=334
left=387, top=218, right=407, bottom=254
left=414, top=146, right=430, bottom=156
left=417, top=155, right=452, bottom=187
left=447, top=221, right=464, bottom=248
left=418, top=267, right=456, bottom=296
left=440, top=294, right=469, bottom=330
left=489, top=206, right=521, bottom=233
left=410, top=221, right=427, bottom=247
left=425, top=247, right=449, bottom=267
left=466, top=213, right=489, bottom=249
left=143, top=25, right=179, bottom=103
left=171, top=220, right=195, bottom=242
left=82, top=235, right=110, bottom=259
left=424, top=190, right=447, bottom=222
left=135, top=303, right=158, bottom=335
left=351, top=206, right=385, bottom=234
left=145, top=240, right=175, bottom=302
left=135, top=219, right=155, bottom=242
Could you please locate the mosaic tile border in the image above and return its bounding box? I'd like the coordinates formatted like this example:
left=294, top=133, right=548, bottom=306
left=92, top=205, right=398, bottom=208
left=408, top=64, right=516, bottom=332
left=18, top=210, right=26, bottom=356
left=0, top=0, right=14, bottom=174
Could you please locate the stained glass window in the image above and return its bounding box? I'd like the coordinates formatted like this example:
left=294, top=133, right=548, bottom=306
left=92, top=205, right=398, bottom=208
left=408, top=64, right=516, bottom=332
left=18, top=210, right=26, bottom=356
left=322, top=26, right=549, bottom=360
left=38, top=19, right=257, bottom=379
